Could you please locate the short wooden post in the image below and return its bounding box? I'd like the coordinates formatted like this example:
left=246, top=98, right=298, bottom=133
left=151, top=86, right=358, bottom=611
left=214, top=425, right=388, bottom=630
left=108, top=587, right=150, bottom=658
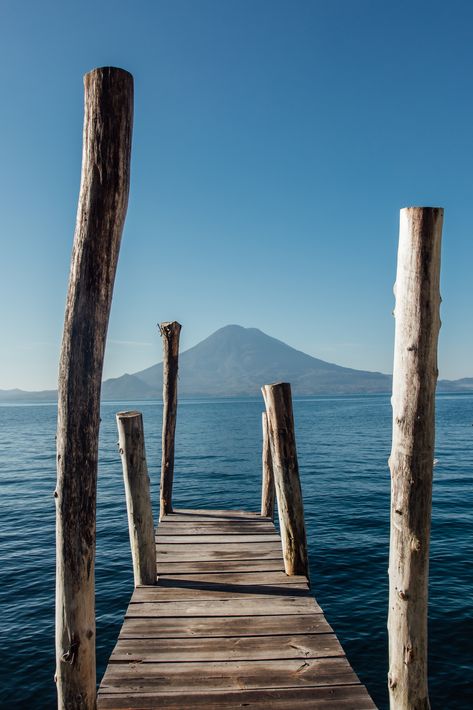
left=55, top=67, right=133, bottom=710
left=117, top=411, right=156, bottom=586
left=261, top=411, right=275, bottom=519
left=159, top=321, right=182, bottom=520
left=388, top=207, right=443, bottom=710
left=261, top=382, right=309, bottom=578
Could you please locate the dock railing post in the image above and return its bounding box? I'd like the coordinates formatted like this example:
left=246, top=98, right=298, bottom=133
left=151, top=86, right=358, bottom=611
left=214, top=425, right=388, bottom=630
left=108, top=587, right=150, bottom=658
left=261, top=411, right=275, bottom=518
left=117, top=411, right=156, bottom=586
left=55, top=67, right=133, bottom=709
left=159, top=321, right=182, bottom=520
left=388, top=207, right=443, bottom=710
left=261, top=382, right=309, bottom=579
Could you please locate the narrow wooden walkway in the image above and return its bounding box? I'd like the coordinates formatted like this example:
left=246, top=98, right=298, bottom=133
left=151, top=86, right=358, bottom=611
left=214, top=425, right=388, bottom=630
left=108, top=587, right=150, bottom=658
left=97, top=509, right=376, bottom=709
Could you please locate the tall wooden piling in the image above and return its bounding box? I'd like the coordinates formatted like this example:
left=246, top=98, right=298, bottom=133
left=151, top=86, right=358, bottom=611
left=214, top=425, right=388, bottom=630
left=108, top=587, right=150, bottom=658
left=117, top=411, right=156, bottom=587
left=55, top=67, right=133, bottom=710
left=388, top=207, right=443, bottom=710
left=261, top=382, right=309, bottom=578
left=261, top=411, right=275, bottom=518
left=159, top=321, right=182, bottom=520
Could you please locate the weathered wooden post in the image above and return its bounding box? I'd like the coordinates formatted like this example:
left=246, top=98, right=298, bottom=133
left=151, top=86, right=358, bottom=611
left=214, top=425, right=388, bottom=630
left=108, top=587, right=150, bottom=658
left=55, top=67, right=133, bottom=710
left=388, top=207, right=443, bottom=710
left=261, top=382, right=309, bottom=578
left=159, top=321, right=182, bottom=520
left=261, top=411, right=275, bottom=518
left=117, top=411, right=156, bottom=586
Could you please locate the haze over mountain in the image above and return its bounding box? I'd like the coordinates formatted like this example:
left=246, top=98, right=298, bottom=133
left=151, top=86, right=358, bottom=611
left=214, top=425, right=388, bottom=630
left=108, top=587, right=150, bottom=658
left=1, top=325, right=472, bottom=402
left=113, top=324, right=393, bottom=398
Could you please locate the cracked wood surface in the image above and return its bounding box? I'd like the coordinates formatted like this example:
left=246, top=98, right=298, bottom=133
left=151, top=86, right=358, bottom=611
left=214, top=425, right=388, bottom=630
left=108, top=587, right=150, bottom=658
left=97, top=509, right=376, bottom=709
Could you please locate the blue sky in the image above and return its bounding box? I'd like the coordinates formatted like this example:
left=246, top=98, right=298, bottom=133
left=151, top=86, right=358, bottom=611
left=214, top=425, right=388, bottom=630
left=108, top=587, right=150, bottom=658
left=1, top=0, right=473, bottom=389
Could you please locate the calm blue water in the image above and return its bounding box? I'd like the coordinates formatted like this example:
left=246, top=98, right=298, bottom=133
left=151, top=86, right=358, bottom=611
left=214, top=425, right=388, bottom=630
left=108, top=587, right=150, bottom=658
left=0, top=394, right=472, bottom=708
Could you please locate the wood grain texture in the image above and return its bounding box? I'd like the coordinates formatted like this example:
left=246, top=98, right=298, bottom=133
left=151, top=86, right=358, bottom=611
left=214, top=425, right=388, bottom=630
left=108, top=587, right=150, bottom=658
left=262, top=383, right=309, bottom=578
left=116, top=411, right=155, bottom=586
left=56, top=66, right=133, bottom=710
left=111, top=633, right=343, bottom=661
left=97, top=686, right=376, bottom=709
left=118, top=614, right=333, bottom=639
left=388, top=207, right=443, bottom=710
left=261, top=411, right=276, bottom=518
left=97, top=509, right=374, bottom=708
left=159, top=321, right=181, bottom=519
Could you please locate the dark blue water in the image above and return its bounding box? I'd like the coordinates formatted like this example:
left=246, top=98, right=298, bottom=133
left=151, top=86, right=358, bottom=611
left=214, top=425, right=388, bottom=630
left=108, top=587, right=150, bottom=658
left=1, top=394, right=472, bottom=708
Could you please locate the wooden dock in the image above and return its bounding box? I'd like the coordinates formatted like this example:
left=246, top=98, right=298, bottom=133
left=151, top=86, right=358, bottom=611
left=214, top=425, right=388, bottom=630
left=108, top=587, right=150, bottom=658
left=97, top=508, right=376, bottom=709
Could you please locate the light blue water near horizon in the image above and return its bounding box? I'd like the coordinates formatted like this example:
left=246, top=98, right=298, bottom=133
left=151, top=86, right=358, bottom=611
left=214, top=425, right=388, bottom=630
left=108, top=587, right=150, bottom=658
left=0, top=394, right=472, bottom=708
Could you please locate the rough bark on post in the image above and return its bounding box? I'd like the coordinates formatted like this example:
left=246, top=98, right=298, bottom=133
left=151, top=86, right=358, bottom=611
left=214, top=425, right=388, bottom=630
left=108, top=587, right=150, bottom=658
left=388, top=207, right=443, bottom=710
left=159, top=321, right=182, bottom=520
left=117, top=411, right=156, bottom=586
left=261, top=411, right=275, bottom=519
left=55, top=67, right=133, bottom=710
left=261, top=382, right=309, bottom=579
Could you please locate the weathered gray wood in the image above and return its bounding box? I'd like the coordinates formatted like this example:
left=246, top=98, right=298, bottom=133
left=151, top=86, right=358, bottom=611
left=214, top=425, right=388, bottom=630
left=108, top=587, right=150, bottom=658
left=55, top=66, right=133, bottom=710
left=99, top=657, right=359, bottom=691
left=161, top=508, right=265, bottom=520
left=388, top=207, right=443, bottom=710
left=262, top=383, right=309, bottom=578
left=156, top=541, right=283, bottom=561
left=111, top=633, right=344, bottom=662
left=116, top=411, right=156, bottom=586
left=131, top=582, right=309, bottom=600
left=159, top=321, right=182, bottom=520
left=97, top=685, right=376, bottom=710
left=155, top=570, right=308, bottom=585
left=119, top=613, right=333, bottom=639
left=157, top=524, right=276, bottom=535
left=157, top=533, right=280, bottom=544
left=97, top=509, right=374, bottom=709
left=125, top=596, right=319, bottom=617
left=261, top=411, right=276, bottom=518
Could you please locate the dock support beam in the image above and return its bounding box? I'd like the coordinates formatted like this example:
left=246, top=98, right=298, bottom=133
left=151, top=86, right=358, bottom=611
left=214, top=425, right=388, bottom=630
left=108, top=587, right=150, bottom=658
left=262, top=382, right=309, bottom=578
left=388, top=207, right=443, bottom=710
left=55, top=67, right=133, bottom=710
left=159, top=321, right=182, bottom=520
left=261, top=411, right=275, bottom=518
left=117, top=411, right=156, bottom=586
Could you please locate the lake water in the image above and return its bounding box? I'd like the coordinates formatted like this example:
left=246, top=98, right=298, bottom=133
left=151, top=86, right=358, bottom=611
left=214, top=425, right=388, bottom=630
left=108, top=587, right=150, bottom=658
left=0, top=394, right=472, bottom=708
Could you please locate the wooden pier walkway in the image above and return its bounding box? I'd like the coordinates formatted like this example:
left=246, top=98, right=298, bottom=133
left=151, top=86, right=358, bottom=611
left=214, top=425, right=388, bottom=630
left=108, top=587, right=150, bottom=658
left=97, top=508, right=375, bottom=709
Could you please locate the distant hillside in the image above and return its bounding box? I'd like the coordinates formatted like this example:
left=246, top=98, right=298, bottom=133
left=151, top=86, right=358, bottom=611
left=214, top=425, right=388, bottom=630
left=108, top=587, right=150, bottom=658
left=0, top=388, right=57, bottom=402
left=2, top=325, right=472, bottom=402
left=437, top=377, right=473, bottom=393
left=132, top=324, right=392, bottom=397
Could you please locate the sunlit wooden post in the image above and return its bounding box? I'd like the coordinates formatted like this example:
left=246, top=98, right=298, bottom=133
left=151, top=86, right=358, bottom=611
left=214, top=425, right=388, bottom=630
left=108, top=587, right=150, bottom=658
left=261, top=382, right=309, bottom=579
left=261, top=411, right=275, bottom=518
left=159, top=321, right=182, bottom=520
left=388, top=207, right=443, bottom=710
left=117, top=411, right=156, bottom=586
left=55, top=67, right=133, bottom=710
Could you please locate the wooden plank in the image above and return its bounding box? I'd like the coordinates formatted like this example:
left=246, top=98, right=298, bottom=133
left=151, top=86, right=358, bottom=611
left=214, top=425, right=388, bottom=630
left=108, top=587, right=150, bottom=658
left=156, top=534, right=280, bottom=544
left=156, top=559, right=287, bottom=574
left=133, top=581, right=309, bottom=601
left=97, top=685, right=377, bottom=709
left=157, top=518, right=274, bottom=535
left=100, top=657, right=360, bottom=691
left=156, top=573, right=306, bottom=587
left=110, top=633, right=344, bottom=662
left=97, top=508, right=375, bottom=709
left=162, top=509, right=267, bottom=520
left=119, top=614, right=334, bottom=639
left=125, top=596, right=321, bottom=617
left=157, top=542, right=282, bottom=561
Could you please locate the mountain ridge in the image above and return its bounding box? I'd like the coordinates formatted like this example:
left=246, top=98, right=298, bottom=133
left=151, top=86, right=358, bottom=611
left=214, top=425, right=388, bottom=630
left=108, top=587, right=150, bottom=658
left=2, top=324, right=472, bottom=401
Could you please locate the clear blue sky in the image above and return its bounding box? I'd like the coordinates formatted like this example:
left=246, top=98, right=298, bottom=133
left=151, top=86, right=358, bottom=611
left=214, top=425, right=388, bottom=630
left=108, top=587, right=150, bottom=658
left=1, top=0, right=473, bottom=389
